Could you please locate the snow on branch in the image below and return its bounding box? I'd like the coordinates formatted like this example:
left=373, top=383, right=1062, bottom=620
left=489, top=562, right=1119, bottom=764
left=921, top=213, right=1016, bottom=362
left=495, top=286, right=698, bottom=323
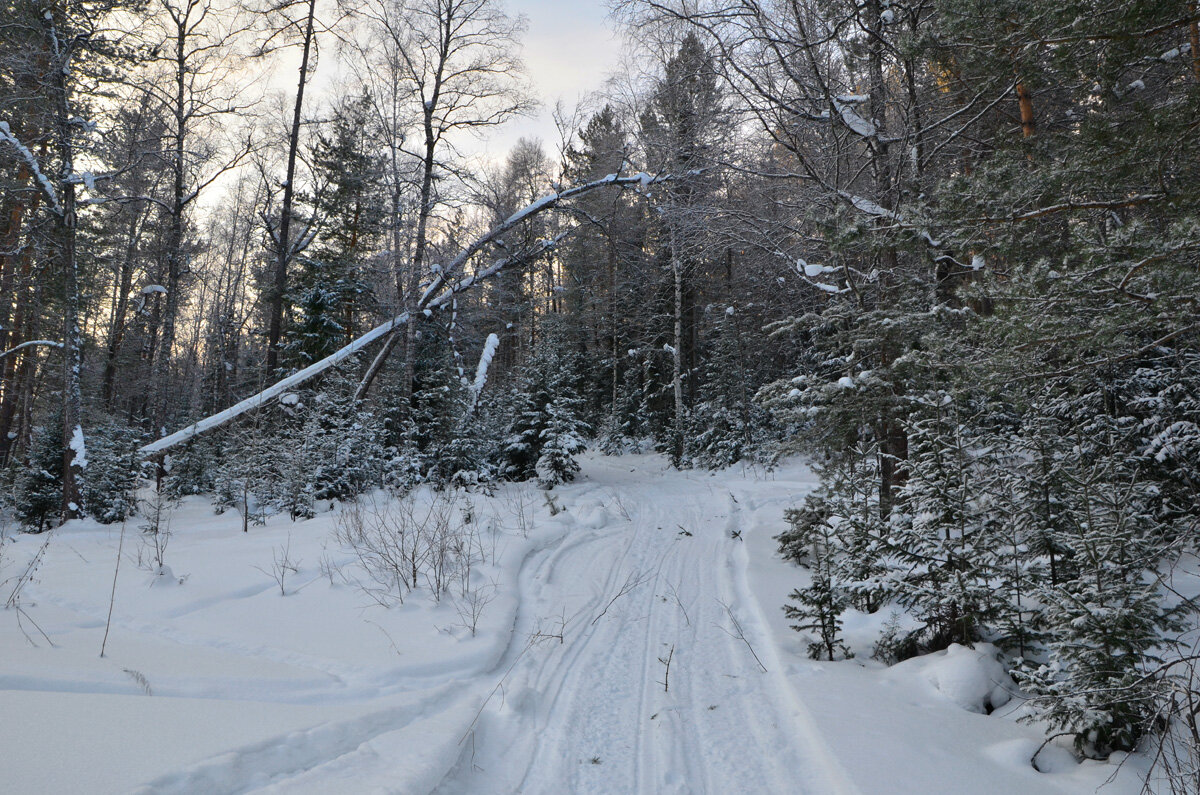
left=468, top=333, right=501, bottom=411
left=139, top=312, right=413, bottom=456
left=832, top=96, right=878, bottom=139
left=837, top=190, right=942, bottom=248
left=140, top=171, right=681, bottom=458
left=420, top=171, right=683, bottom=305
left=0, top=339, right=65, bottom=360
left=0, top=121, right=61, bottom=214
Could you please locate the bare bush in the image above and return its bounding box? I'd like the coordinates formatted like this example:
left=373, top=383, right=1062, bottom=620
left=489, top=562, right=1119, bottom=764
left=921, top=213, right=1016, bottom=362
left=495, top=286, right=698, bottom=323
left=138, top=491, right=175, bottom=575
left=335, top=488, right=485, bottom=607
left=256, top=534, right=300, bottom=596
left=454, top=581, right=497, bottom=636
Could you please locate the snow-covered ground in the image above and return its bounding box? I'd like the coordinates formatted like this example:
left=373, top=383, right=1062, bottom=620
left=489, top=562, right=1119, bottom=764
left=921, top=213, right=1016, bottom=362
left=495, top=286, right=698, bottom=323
left=0, top=454, right=1146, bottom=793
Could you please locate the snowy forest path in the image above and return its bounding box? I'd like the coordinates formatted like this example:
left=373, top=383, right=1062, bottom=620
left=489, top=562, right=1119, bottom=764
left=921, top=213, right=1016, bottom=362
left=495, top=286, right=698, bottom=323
left=431, top=458, right=858, bottom=794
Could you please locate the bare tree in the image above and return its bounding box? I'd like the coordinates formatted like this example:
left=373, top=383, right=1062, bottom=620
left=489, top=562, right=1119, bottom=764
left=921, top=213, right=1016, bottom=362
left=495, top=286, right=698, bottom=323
left=136, top=0, right=257, bottom=429
left=263, top=0, right=321, bottom=374
left=342, top=0, right=534, bottom=403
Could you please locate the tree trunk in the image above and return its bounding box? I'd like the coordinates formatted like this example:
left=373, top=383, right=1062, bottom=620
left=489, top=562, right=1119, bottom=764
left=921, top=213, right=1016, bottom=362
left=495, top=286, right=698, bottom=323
left=266, top=0, right=317, bottom=374
left=362, top=62, right=442, bottom=404
left=1016, top=82, right=1035, bottom=138
left=44, top=10, right=84, bottom=522
left=0, top=159, right=39, bottom=464
left=103, top=206, right=144, bottom=407
left=670, top=225, right=685, bottom=467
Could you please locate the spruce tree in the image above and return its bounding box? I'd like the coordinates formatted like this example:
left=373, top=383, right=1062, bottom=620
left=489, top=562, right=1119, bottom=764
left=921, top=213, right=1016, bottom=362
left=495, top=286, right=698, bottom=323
left=13, top=420, right=64, bottom=532
left=285, top=93, right=380, bottom=369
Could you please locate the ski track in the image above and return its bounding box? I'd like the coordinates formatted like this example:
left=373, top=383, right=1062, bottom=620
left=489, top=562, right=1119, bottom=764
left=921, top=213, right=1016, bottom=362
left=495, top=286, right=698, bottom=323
left=13, top=460, right=848, bottom=793
left=434, top=462, right=857, bottom=795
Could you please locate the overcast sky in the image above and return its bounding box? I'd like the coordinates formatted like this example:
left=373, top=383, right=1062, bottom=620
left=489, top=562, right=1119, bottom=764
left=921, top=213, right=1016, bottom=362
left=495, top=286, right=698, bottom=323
left=477, top=0, right=624, bottom=160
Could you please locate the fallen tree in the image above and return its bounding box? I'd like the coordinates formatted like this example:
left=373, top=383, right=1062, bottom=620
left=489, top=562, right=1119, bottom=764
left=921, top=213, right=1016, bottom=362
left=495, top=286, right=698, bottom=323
left=139, top=171, right=676, bottom=459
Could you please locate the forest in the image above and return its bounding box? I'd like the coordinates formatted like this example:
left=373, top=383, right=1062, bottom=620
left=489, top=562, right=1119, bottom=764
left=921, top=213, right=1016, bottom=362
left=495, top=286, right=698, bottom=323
left=2, top=0, right=1200, bottom=788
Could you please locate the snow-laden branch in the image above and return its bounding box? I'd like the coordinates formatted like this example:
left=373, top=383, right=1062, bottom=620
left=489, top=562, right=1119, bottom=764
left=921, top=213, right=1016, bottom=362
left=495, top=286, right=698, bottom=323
left=468, top=333, right=501, bottom=411
left=138, top=311, right=413, bottom=456
left=0, top=121, right=61, bottom=214
left=0, top=339, right=65, bottom=360
left=832, top=96, right=878, bottom=139
left=419, top=171, right=678, bottom=305
left=140, top=171, right=679, bottom=458
left=837, top=190, right=942, bottom=248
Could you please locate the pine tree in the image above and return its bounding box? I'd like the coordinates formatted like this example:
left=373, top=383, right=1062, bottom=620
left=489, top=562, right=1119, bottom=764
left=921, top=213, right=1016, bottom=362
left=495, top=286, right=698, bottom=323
left=780, top=496, right=852, bottom=660
left=536, top=394, right=588, bottom=486
left=884, top=398, right=1003, bottom=653
left=1016, top=413, right=1183, bottom=757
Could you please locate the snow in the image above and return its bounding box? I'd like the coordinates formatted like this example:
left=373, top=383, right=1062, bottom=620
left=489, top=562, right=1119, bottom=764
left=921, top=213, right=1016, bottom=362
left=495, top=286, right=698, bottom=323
left=1158, top=43, right=1190, bottom=62
left=842, top=192, right=901, bottom=221
left=833, top=97, right=878, bottom=138
left=68, top=171, right=98, bottom=193
left=0, top=121, right=61, bottom=214
left=888, top=643, right=1013, bottom=715
left=69, top=424, right=87, bottom=470
left=799, top=259, right=833, bottom=278
left=0, top=455, right=1146, bottom=793
left=0, top=339, right=65, bottom=360
left=469, top=333, right=501, bottom=402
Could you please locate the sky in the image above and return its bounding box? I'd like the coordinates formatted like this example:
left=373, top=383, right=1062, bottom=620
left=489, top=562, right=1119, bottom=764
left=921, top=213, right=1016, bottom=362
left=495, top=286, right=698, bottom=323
left=478, top=0, right=624, bottom=160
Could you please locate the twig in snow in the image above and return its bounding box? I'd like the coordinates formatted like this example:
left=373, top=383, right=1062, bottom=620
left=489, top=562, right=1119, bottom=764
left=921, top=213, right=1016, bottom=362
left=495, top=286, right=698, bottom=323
left=665, top=580, right=690, bottom=627
left=530, top=607, right=569, bottom=644
left=658, top=644, right=675, bottom=692
left=123, top=668, right=152, bottom=695
left=6, top=532, right=52, bottom=608
left=254, top=534, right=300, bottom=596
left=1030, top=732, right=1076, bottom=772
left=365, top=619, right=403, bottom=657
left=591, top=571, right=651, bottom=626
left=14, top=605, right=54, bottom=648
left=459, top=639, right=537, bottom=746
left=717, top=599, right=767, bottom=672
left=101, top=520, right=127, bottom=657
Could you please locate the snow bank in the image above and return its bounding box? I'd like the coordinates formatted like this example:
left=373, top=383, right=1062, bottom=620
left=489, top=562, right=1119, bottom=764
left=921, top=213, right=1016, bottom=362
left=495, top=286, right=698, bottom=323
left=888, top=643, right=1014, bottom=714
